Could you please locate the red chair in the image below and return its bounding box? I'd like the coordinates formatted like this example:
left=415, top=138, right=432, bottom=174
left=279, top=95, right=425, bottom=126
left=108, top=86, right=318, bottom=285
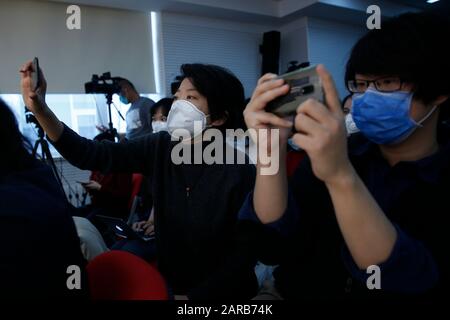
left=286, top=150, right=306, bottom=177
left=86, top=250, right=168, bottom=300
left=128, top=173, right=144, bottom=211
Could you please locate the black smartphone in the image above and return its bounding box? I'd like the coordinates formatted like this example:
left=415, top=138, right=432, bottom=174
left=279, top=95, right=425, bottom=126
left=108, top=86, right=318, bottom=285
left=31, top=57, right=40, bottom=91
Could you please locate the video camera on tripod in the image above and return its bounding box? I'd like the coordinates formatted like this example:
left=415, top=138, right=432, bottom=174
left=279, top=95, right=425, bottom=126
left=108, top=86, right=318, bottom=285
left=85, top=72, right=121, bottom=96
left=85, top=72, right=125, bottom=140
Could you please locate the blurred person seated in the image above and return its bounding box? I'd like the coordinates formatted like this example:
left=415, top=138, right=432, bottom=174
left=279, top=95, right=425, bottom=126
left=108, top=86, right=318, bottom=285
left=79, top=131, right=133, bottom=220
left=0, top=99, right=87, bottom=299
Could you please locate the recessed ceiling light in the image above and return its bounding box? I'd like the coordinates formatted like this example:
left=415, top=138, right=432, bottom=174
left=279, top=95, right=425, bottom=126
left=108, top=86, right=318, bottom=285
left=426, top=0, right=440, bottom=4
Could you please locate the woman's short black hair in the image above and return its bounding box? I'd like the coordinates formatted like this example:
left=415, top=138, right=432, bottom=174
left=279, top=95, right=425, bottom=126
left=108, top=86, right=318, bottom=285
left=179, top=63, right=246, bottom=130
left=345, top=12, right=450, bottom=118
left=0, top=99, right=34, bottom=174
left=150, top=97, right=173, bottom=119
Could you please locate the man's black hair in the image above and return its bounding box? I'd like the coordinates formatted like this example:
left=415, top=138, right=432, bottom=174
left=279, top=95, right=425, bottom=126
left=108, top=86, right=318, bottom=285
left=179, top=63, right=246, bottom=130
left=345, top=12, right=450, bottom=120
left=117, top=77, right=137, bottom=92
left=0, top=99, right=34, bottom=175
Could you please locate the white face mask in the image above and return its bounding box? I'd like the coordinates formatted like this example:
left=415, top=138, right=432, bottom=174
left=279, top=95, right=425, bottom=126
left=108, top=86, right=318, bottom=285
left=152, top=120, right=168, bottom=133
left=345, top=113, right=360, bottom=136
left=167, top=99, right=209, bottom=140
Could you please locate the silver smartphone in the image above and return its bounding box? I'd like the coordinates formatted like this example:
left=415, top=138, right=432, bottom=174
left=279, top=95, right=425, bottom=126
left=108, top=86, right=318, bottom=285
left=266, top=65, right=324, bottom=117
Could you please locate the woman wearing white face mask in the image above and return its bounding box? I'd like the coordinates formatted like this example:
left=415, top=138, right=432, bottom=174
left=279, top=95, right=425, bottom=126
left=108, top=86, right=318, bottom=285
left=342, top=93, right=360, bottom=136
left=150, top=97, right=173, bottom=133
left=20, top=62, right=257, bottom=300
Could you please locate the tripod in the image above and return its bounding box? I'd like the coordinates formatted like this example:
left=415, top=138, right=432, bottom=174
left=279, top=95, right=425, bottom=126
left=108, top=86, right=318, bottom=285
left=104, top=92, right=124, bottom=142
left=31, top=123, right=65, bottom=197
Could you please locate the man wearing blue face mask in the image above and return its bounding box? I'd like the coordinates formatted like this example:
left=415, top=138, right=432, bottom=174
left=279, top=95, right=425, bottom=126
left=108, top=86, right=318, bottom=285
left=349, top=77, right=437, bottom=145
left=117, top=78, right=155, bottom=140
left=239, top=12, right=450, bottom=303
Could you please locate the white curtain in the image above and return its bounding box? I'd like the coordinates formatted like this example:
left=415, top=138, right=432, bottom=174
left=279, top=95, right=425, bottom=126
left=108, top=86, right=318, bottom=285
left=0, top=0, right=155, bottom=93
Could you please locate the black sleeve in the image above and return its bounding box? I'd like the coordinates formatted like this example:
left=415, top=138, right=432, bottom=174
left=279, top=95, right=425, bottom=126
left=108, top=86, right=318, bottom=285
left=187, top=164, right=259, bottom=300
left=187, top=220, right=260, bottom=300
left=229, top=156, right=332, bottom=270
left=50, top=123, right=157, bottom=175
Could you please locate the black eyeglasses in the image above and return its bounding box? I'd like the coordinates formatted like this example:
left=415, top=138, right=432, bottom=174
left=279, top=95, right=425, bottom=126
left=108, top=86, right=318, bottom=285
left=347, top=76, right=403, bottom=93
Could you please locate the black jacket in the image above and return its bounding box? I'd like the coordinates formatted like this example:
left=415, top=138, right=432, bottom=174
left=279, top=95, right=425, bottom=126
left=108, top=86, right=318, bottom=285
left=239, top=125, right=450, bottom=302
left=51, top=125, right=257, bottom=299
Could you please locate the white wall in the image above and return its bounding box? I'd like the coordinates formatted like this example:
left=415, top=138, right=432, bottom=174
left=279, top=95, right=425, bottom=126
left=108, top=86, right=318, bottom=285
left=160, top=12, right=275, bottom=98
left=278, top=16, right=365, bottom=98
left=159, top=11, right=365, bottom=100
left=307, top=17, right=365, bottom=98
left=0, top=0, right=155, bottom=94
left=279, top=17, right=309, bottom=74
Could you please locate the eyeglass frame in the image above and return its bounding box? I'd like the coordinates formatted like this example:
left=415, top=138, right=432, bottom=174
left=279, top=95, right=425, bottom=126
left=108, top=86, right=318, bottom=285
left=346, top=76, right=404, bottom=93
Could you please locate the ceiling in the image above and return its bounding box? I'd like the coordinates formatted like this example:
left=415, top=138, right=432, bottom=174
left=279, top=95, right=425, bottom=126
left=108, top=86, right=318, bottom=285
left=389, top=0, right=450, bottom=12
left=44, top=0, right=444, bottom=25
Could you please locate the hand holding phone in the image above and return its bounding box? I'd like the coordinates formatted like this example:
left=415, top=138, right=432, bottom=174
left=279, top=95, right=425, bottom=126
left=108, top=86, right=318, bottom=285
left=266, top=65, right=324, bottom=117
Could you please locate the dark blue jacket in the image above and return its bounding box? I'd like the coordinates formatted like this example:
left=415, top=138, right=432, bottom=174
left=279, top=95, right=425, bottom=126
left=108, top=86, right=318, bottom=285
left=239, top=125, right=450, bottom=301
left=0, top=160, right=87, bottom=299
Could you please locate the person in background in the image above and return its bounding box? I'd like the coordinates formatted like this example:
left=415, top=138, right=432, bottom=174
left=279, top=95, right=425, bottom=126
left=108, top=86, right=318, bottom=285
left=241, top=12, right=450, bottom=301
left=128, top=97, right=174, bottom=232
left=0, top=99, right=87, bottom=299
left=80, top=131, right=133, bottom=219
left=117, top=78, right=155, bottom=140
left=125, top=97, right=174, bottom=247
left=150, top=97, right=173, bottom=133
left=342, top=93, right=359, bottom=136
left=115, top=98, right=174, bottom=260
left=342, top=93, right=353, bottom=114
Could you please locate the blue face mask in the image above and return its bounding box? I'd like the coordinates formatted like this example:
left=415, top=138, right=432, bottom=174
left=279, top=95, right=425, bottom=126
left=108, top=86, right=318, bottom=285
left=351, top=88, right=436, bottom=145
left=119, top=95, right=129, bottom=105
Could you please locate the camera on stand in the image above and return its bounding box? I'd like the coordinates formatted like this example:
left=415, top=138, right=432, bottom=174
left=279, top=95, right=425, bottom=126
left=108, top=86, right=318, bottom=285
left=85, top=72, right=121, bottom=96
left=85, top=72, right=123, bottom=140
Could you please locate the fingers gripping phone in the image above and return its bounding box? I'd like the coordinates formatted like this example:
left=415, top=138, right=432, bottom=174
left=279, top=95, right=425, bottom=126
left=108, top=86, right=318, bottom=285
left=266, top=65, right=324, bottom=117
left=31, top=57, right=40, bottom=91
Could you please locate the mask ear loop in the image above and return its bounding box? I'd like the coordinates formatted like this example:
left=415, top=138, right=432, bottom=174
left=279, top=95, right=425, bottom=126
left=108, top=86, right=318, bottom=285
left=416, top=105, right=438, bottom=127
